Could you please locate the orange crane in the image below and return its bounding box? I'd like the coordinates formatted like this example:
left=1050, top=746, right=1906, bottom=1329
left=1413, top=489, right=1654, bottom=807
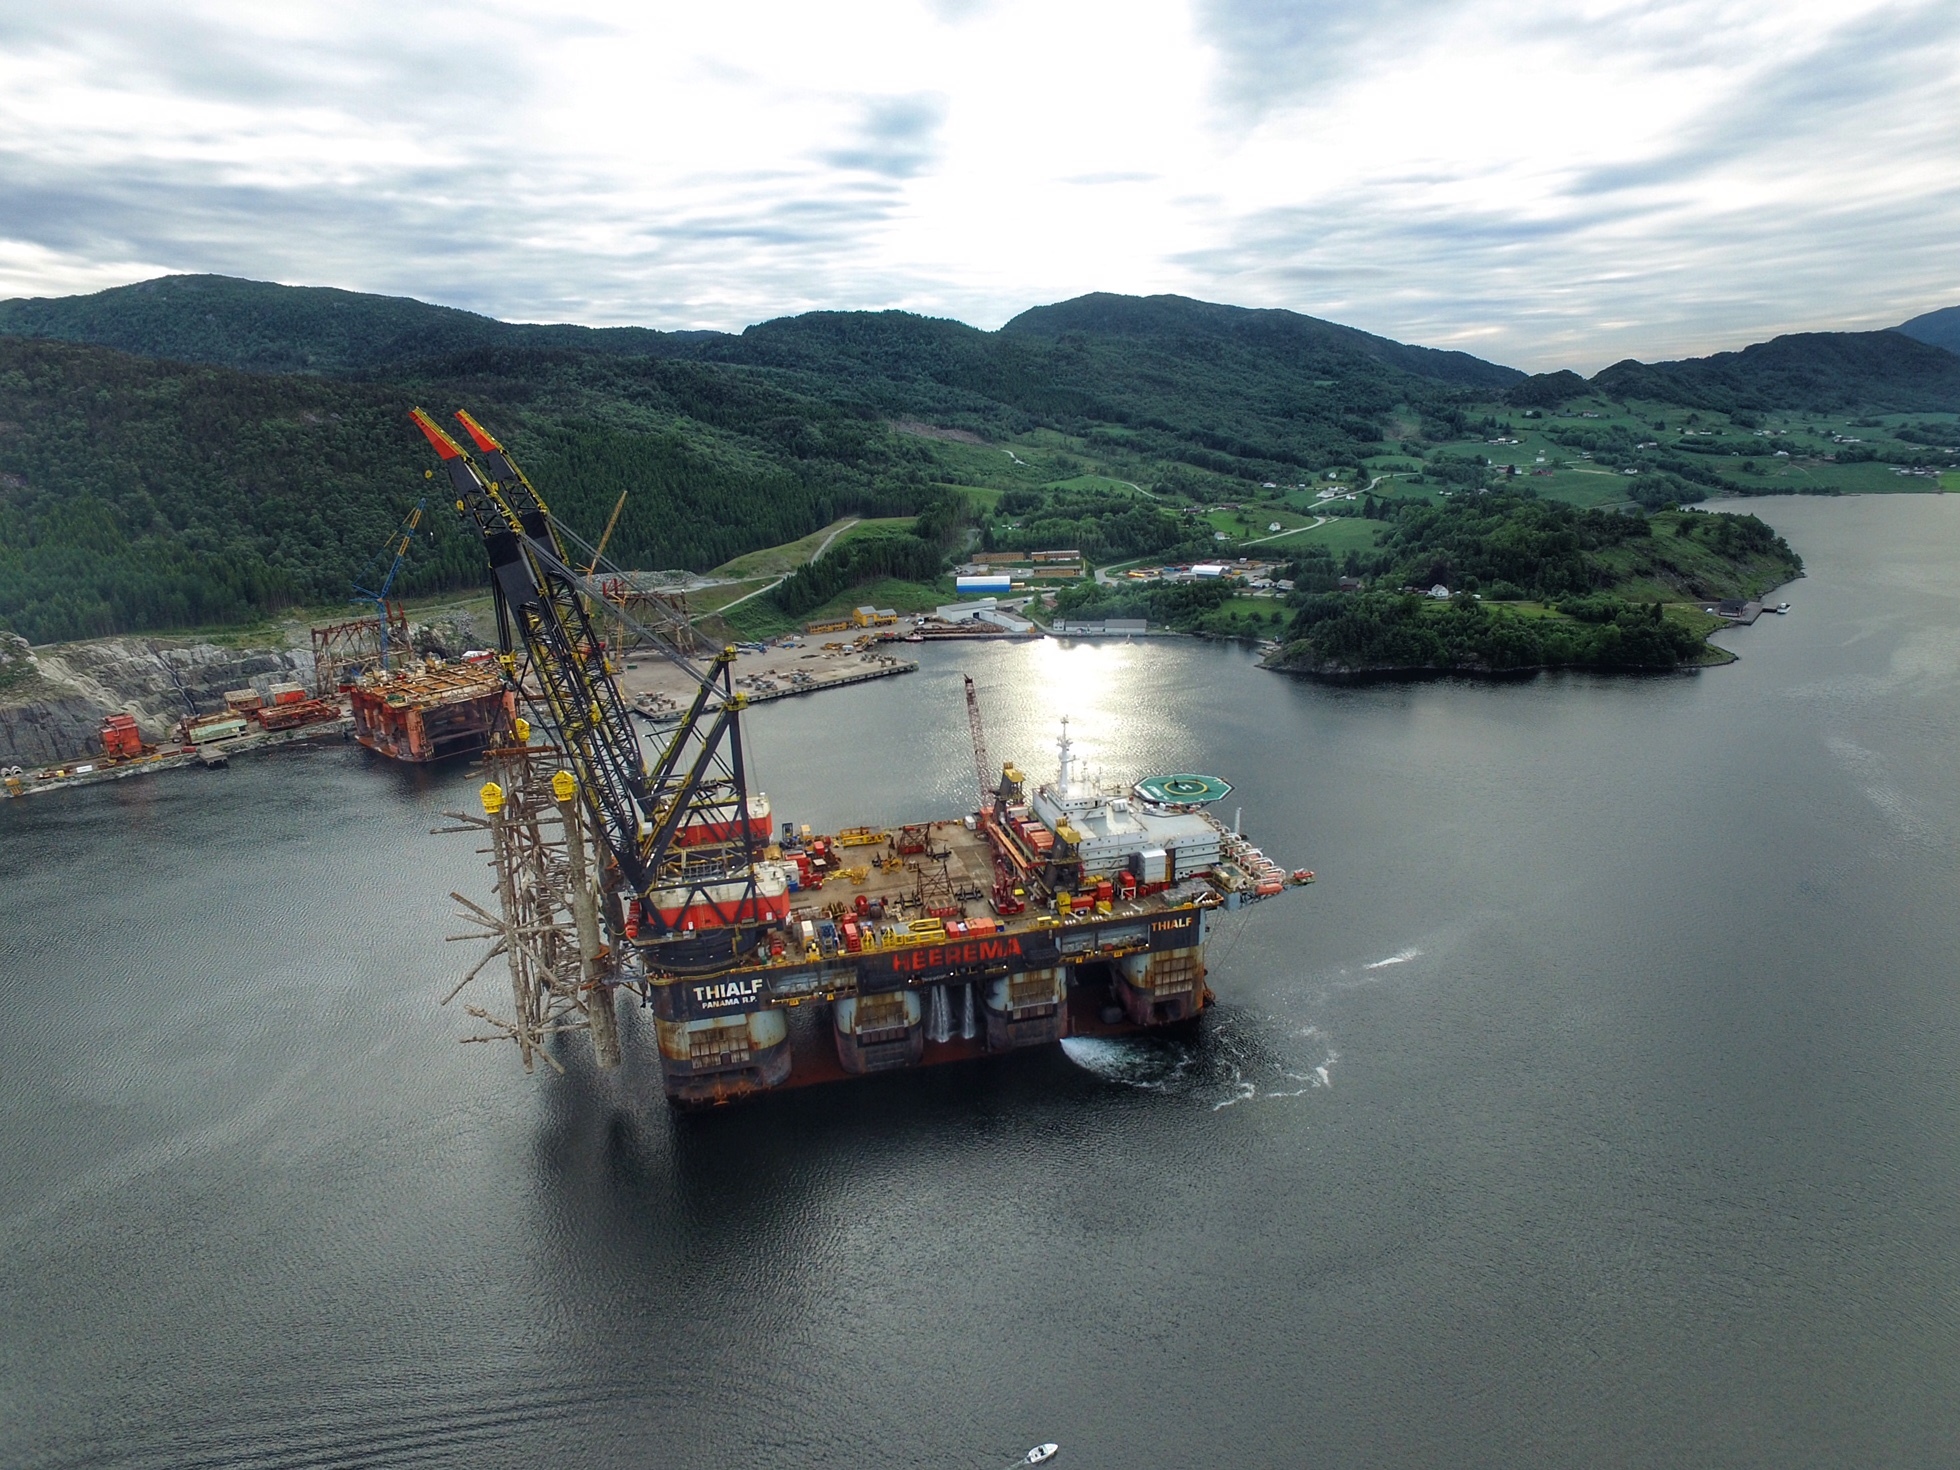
left=582, top=490, right=628, bottom=577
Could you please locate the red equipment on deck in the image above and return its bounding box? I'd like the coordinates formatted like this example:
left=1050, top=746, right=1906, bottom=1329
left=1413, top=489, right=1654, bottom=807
left=100, top=713, right=143, bottom=760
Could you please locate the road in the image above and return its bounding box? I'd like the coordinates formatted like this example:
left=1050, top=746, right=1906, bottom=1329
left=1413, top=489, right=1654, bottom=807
left=712, top=517, right=859, bottom=615
left=1241, top=516, right=1329, bottom=547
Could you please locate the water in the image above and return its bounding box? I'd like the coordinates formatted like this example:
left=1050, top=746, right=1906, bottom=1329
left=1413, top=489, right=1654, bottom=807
left=5, top=496, right=1960, bottom=1468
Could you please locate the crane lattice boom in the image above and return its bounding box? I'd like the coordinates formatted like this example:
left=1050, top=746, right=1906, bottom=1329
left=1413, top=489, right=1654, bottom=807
left=964, top=674, right=993, bottom=815
left=411, top=406, right=770, bottom=973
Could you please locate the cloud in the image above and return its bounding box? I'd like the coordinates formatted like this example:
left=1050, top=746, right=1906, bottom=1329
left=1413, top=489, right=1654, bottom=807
left=819, top=95, right=949, bottom=179
left=0, top=0, right=1955, bottom=368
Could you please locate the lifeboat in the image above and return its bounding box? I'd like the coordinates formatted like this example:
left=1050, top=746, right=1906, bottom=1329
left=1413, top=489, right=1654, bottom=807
left=673, top=792, right=772, bottom=848
left=645, top=860, right=792, bottom=930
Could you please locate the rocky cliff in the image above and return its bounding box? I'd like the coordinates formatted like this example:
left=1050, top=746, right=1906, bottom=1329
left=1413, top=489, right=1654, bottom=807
left=0, top=633, right=315, bottom=767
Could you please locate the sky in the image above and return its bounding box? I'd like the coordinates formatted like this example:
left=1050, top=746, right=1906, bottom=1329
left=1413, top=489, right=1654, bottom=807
left=0, top=0, right=1956, bottom=371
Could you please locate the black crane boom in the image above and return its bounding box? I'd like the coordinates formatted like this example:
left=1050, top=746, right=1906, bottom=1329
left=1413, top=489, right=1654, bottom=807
left=411, top=407, right=767, bottom=970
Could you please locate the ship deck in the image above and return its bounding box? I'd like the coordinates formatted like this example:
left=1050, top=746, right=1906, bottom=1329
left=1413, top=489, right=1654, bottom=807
left=781, top=815, right=1221, bottom=940
left=645, top=812, right=1252, bottom=1022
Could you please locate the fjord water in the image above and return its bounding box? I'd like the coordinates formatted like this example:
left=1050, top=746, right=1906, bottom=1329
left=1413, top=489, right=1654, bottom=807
left=5, top=497, right=1960, bottom=1470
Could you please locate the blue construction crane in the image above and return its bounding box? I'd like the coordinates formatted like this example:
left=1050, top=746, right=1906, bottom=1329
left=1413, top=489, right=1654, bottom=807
left=351, top=498, right=427, bottom=671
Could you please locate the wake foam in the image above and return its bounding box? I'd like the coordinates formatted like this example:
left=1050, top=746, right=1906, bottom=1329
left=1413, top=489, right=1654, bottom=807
left=1365, top=947, right=1423, bottom=970
left=1060, top=1005, right=1340, bottom=1110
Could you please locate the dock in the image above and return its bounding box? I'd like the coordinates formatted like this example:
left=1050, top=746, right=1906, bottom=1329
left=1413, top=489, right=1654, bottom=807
left=738, top=658, right=916, bottom=704
left=3, top=714, right=352, bottom=799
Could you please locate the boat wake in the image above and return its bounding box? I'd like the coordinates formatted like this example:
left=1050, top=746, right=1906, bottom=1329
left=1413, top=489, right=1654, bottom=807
left=1060, top=1006, right=1338, bottom=1110
left=1365, top=946, right=1423, bottom=969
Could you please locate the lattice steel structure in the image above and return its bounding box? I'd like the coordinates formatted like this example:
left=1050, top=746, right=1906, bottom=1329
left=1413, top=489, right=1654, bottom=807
left=311, top=603, right=410, bottom=698
left=440, top=743, right=623, bottom=1073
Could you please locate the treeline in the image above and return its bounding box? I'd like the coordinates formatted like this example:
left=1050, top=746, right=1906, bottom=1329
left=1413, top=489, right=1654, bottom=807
left=1366, top=492, right=1659, bottom=599
left=1049, top=578, right=1235, bottom=630
left=982, top=485, right=1191, bottom=562
left=1296, top=491, right=1801, bottom=603
left=769, top=531, right=947, bottom=617
left=1277, top=591, right=1705, bottom=673
left=768, top=491, right=973, bottom=616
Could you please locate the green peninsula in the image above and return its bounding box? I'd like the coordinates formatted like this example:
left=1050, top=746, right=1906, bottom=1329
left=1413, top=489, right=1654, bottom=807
left=1265, top=493, right=1803, bottom=677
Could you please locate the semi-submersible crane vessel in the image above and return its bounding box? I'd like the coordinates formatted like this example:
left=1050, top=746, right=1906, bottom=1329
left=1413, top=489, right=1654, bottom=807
left=412, top=408, right=1312, bottom=1105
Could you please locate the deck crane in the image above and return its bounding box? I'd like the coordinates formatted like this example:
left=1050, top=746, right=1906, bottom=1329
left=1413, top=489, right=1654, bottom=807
left=410, top=407, right=782, bottom=975
left=352, top=497, right=426, bottom=671
left=963, top=674, right=1026, bottom=914
left=583, top=490, right=628, bottom=577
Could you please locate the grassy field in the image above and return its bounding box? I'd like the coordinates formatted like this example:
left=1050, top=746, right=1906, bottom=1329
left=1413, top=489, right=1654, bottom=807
left=1047, top=472, right=1151, bottom=496
left=1206, top=595, right=1295, bottom=634
left=1204, top=503, right=1324, bottom=538
left=1269, top=517, right=1384, bottom=556
left=905, top=433, right=1085, bottom=492
left=688, top=576, right=782, bottom=616
left=931, top=483, right=1005, bottom=510
left=1416, top=395, right=1957, bottom=502
left=707, top=516, right=917, bottom=580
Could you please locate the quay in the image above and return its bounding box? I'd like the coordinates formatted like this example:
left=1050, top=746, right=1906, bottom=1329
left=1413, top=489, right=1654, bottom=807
left=3, top=713, right=353, bottom=799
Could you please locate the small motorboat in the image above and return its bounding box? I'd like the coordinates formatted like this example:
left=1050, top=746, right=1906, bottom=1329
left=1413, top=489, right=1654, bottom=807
left=1775, top=602, right=1791, bottom=614
left=1023, top=1447, right=1059, bottom=1465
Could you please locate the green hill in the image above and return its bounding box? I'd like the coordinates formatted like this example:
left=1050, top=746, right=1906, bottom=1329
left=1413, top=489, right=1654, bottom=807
left=0, top=276, right=1521, bottom=472
left=0, top=275, right=1537, bottom=642
left=1269, top=496, right=1804, bottom=676
left=1002, top=292, right=1522, bottom=389
left=1587, top=331, right=1960, bottom=413
left=1898, top=304, right=1960, bottom=359
left=0, top=274, right=691, bottom=377
left=0, top=337, right=935, bottom=642
left=12, top=275, right=1948, bottom=650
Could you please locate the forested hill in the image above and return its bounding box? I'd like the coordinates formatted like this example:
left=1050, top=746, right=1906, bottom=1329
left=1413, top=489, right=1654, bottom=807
left=1898, top=304, right=1960, bottom=359
left=9, top=271, right=1951, bottom=648
left=1002, top=293, right=1522, bottom=389
left=0, top=278, right=1523, bottom=467
left=0, top=273, right=1522, bottom=389
left=0, top=275, right=694, bottom=377
left=0, top=275, right=1531, bottom=643
left=0, top=336, right=937, bottom=642
left=1575, top=330, right=1960, bottom=413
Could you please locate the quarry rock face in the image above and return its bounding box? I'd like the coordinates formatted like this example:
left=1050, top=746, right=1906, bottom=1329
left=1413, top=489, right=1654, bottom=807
left=410, top=611, right=482, bottom=660
left=0, top=633, right=314, bottom=766
left=0, top=693, right=109, bottom=769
